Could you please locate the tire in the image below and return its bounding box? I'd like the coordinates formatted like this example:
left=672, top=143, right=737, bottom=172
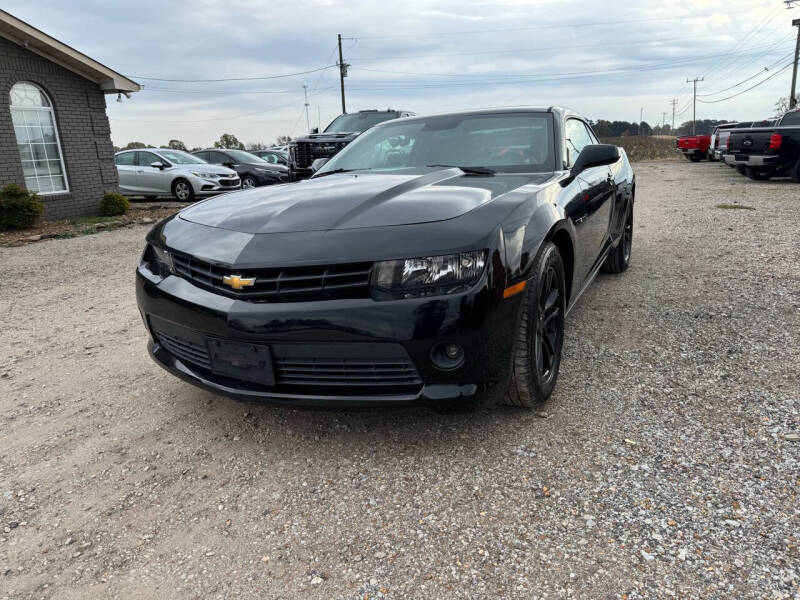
left=745, top=167, right=771, bottom=181
left=601, top=202, right=633, bottom=274
left=172, top=178, right=195, bottom=202
left=689, top=154, right=702, bottom=162
left=736, top=165, right=746, bottom=175
left=792, top=159, right=800, bottom=183
left=242, top=175, right=257, bottom=189
left=502, top=242, right=566, bottom=408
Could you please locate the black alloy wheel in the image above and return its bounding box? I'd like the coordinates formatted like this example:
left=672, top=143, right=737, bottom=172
left=503, top=242, right=566, bottom=408
left=601, top=203, right=633, bottom=274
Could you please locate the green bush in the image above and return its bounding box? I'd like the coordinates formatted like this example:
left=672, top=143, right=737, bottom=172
left=0, top=184, right=44, bottom=230
left=99, top=192, right=129, bottom=216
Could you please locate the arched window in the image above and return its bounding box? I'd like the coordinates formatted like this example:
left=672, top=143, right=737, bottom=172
left=10, top=82, right=68, bottom=194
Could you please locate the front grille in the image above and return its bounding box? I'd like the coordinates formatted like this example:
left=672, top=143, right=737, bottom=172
left=219, top=179, right=239, bottom=187
left=149, top=317, right=422, bottom=395
left=171, top=252, right=373, bottom=302
left=292, top=141, right=348, bottom=169
left=275, top=357, right=422, bottom=387
left=154, top=329, right=211, bottom=368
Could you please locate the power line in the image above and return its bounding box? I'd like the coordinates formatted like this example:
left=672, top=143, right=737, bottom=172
left=697, top=63, right=793, bottom=103
left=113, top=86, right=338, bottom=123
left=344, top=48, right=793, bottom=90
left=131, top=65, right=338, bottom=83
left=698, top=52, right=794, bottom=97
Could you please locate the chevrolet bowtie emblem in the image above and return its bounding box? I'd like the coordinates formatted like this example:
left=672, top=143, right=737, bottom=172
left=222, top=274, right=256, bottom=290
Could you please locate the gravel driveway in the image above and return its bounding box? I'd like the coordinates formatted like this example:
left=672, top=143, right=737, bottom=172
left=1, top=160, right=798, bottom=599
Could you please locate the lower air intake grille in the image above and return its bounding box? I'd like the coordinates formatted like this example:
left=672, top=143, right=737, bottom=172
left=274, top=357, right=421, bottom=387
left=154, top=330, right=211, bottom=369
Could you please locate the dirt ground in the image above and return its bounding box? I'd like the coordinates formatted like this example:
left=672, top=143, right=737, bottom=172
left=1, top=160, right=798, bottom=599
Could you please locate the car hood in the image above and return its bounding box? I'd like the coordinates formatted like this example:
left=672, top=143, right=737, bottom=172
left=173, top=163, right=237, bottom=176
left=179, top=169, right=553, bottom=234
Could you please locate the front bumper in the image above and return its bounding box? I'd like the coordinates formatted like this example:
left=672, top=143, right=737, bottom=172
left=191, top=175, right=241, bottom=195
left=135, top=265, right=520, bottom=407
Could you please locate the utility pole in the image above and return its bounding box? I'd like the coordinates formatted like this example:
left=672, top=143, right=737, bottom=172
left=302, top=85, right=310, bottom=132
left=791, top=18, right=800, bottom=109
left=669, top=98, right=678, bottom=133
left=686, top=77, right=703, bottom=135
left=337, top=33, right=350, bottom=114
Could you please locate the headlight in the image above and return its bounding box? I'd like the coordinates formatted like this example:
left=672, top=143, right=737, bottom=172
left=372, top=250, right=487, bottom=298
left=191, top=172, right=218, bottom=178
left=142, top=244, right=174, bottom=278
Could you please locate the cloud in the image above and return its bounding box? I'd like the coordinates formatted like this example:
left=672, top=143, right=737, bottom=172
left=3, top=0, right=794, bottom=146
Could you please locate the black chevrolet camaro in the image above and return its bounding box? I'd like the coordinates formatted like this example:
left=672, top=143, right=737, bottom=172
left=136, top=108, right=635, bottom=411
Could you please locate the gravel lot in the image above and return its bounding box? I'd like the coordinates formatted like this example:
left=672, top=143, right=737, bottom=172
left=1, top=160, right=798, bottom=599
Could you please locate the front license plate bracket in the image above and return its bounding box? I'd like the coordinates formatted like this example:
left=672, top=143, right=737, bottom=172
left=207, top=339, right=274, bottom=386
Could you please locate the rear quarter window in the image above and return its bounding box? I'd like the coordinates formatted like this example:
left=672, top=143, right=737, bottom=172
left=780, top=111, right=800, bottom=126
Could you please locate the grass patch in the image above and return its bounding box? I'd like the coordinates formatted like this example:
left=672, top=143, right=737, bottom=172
left=716, top=203, right=755, bottom=210
left=599, top=136, right=678, bottom=163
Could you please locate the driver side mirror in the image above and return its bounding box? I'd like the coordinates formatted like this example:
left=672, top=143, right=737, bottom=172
left=570, top=144, right=619, bottom=176
left=310, top=157, right=329, bottom=173
left=150, top=162, right=166, bottom=170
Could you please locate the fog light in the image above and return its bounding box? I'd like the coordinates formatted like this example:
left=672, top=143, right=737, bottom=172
left=431, top=342, right=465, bottom=371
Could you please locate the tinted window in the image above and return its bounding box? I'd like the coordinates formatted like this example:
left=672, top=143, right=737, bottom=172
left=207, top=151, right=230, bottom=164
left=565, top=119, right=595, bottom=164
left=324, top=112, right=401, bottom=134
left=193, top=151, right=209, bottom=161
left=115, top=152, right=135, bottom=166
left=780, top=111, right=800, bottom=126
left=138, top=151, right=162, bottom=167
left=319, top=113, right=556, bottom=174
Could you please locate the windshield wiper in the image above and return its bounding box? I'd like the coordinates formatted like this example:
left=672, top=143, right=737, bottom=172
left=313, top=168, right=372, bottom=178
left=427, top=164, right=496, bottom=175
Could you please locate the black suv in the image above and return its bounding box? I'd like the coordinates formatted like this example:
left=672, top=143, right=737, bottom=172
left=192, top=149, right=290, bottom=188
left=289, top=109, right=414, bottom=178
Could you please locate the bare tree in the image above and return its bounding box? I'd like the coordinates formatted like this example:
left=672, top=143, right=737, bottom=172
left=274, top=135, right=292, bottom=146
left=246, top=142, right=268, bottom=151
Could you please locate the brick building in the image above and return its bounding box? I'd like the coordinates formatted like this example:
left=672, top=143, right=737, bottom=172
left=0, top=9, right=139, bottom=220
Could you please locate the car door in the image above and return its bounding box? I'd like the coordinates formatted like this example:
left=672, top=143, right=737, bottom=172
left=565, top=118, right=614, bottom=283
left=114, top=152, right=137, bottom=192
left=136, top=151, right=170, bottom=194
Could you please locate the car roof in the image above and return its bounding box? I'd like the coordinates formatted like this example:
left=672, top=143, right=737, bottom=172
left=115, top=147, right=174, bottom=155
left=369, top=106, right=584, bottom=128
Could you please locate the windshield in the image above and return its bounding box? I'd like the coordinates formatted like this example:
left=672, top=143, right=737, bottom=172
left=318, top=113, right=555, bottom=174
left=324, top=112, right=401, bottom=134
left=223, top=149, right=266, bottom=163
left=158, top=150, right=206, bottom=165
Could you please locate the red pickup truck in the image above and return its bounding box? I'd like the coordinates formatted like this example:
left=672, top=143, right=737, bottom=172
left=676, top=135, right=711, bottom=161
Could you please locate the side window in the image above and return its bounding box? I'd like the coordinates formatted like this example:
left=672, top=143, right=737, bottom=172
left=780, top=111, right=800, bottom=126
left=115, top=152, right=135, bottom=166
left=565, top=119, right=595, bottom=165
left=194, top=151, right=209, bottom=162
left=137, top=151, right=161, bottom=167
left=208, top=151, right=229, bottom=164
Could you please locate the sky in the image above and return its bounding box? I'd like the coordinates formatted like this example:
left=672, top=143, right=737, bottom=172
left=4, top=0, right=796, bottom=148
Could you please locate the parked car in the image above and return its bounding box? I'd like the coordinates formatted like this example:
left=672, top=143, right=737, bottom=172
left=115, top=148, right=239, bottom=201
left=289, top=109, right=415, bottom=179
left=676, top=133, right=711, bottom=161
left=709, top=123, right=739, bottom=161
left=720, top=120, right=778, bottom=171
left=192, top=149, right=289, bottom=188
left=135, top=107, right=635, bottom=412
left=250, top=149, right=289, bottom=166
left=724, top=110, right=800, bottom=180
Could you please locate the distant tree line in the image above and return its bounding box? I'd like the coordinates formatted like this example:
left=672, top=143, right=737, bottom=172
left=113, top=134, right=292, bottom=154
